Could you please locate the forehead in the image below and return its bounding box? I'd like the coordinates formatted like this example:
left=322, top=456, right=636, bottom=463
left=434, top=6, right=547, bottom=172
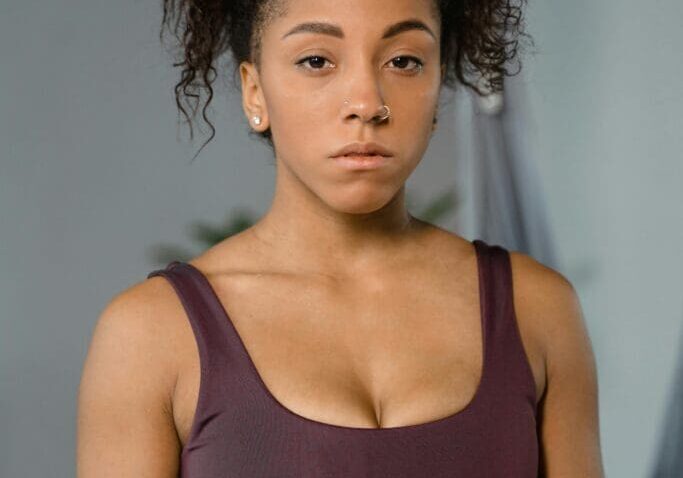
left=268, top=0, right=440, bottom=41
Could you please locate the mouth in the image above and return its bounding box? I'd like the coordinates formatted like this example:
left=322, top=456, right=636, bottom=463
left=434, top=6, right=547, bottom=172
left=330, top=141, right=395, bottom=159
left=332, top=153, right=391, bottom=170
left=341, top=153, right=386, bottom=158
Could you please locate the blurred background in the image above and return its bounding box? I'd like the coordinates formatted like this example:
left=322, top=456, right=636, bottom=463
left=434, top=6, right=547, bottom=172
left=1, top=0, right=682, bottom=476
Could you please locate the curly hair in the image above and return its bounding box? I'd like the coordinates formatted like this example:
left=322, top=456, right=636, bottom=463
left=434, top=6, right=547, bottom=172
left=159, top=0, right=534, bottom=161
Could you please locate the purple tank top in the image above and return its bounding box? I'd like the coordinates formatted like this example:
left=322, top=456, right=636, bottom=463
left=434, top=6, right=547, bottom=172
left=147, top=239, right=539, bottom=477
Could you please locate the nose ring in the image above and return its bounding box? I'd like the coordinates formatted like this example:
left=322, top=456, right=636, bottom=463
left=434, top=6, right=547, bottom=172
left=342, top=100, right=391, bottom=122
left=377, top=105, right=391, bottom=121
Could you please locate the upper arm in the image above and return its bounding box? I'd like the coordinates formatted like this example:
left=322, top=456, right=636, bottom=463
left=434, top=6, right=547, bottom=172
left=77, top=279, right=181, bottom=477
left=511, top=253, right=605, bottom=478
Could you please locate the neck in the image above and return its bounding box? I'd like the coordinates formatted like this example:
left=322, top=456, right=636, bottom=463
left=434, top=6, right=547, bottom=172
left=249, top=166, right=426, bottom=274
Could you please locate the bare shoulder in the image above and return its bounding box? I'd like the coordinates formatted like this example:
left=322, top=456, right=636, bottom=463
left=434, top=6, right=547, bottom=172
left=507, top=250, right=588, bottom=362
left=508, top=250, right=605, bottom=476
left=87, top=273, right=188, bottom=385
left=507, top=250, right=600, bottom=392
left=507, top=250, right=591, bottom=393
left=76, top=274, right=188, bottom=477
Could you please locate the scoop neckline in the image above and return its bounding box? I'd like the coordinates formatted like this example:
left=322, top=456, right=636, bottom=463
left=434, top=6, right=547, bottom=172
left=179, top=239, right=489, bottom=433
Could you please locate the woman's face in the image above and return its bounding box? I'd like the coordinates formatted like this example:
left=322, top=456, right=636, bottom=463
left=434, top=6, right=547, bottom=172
left=241, top=0, right=442, bottom=215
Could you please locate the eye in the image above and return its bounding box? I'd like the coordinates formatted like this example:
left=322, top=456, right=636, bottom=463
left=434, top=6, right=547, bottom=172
left=389, top=55, right=424, bottom=73
left=294, top=55, right=425, bottom=74
left=295, top=55, right=335, bottom=71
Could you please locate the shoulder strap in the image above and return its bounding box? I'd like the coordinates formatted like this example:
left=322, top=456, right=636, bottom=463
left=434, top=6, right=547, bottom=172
left=147, top=262, right=268, bottom=450
left=472, top=240, right=537, bottom=405
left=146, top=262, right=238, bottom=368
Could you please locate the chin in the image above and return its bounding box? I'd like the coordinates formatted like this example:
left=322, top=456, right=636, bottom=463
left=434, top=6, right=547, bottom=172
left=324, top=189, right=398, bottom=216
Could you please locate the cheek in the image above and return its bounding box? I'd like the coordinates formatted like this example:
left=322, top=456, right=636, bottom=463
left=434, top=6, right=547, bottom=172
left=409, top=87, right=440, bottom=123
left=267, top=85, right=332, bottom=153
left=388, top=93, right=439, bottom=163
left=266, top=64, right=330, bottom=124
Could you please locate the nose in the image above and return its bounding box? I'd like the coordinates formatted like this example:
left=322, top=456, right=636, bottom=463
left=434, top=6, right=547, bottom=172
left=340, top=67, right=390, bottom=125
left=342, top=98, right=391, bottom=126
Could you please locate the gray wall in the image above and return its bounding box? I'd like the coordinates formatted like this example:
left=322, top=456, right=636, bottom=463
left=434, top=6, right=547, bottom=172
left=526, top=0, right=683, bottom=475
left=2, top=1, right=681, bottom=476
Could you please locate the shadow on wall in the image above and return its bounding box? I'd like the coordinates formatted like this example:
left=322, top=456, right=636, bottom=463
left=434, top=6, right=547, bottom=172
left=650, top=310, right=683, bottom=477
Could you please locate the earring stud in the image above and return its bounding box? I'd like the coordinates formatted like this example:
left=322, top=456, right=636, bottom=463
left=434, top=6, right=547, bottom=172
left=252, top=116, right=261, bottom=126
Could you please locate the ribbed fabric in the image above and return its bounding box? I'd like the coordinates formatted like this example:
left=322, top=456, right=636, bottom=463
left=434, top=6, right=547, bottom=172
left=147, top=239, right=539, bottom=477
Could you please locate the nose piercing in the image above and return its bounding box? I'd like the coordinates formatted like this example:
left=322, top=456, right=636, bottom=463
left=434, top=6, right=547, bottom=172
left=342, top=99, right=391, bottom=122
left=377, top=105, right=390, bottom=121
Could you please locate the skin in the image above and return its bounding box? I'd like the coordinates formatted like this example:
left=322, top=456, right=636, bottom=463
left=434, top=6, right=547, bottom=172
left=76, top=0, right=605, bottom=476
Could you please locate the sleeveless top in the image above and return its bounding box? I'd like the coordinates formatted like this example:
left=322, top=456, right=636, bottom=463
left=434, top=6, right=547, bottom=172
left=147, top=239, right=539, bottom=477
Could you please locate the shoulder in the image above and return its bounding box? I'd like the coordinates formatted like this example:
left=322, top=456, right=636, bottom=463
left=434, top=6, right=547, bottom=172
left=427, top=229, right=592, bottom=375
left=507, top=249, right=593, bottom=372
left=98, top=271, right=187, bottom=347
left=506, top=251, right=603, bottom=474
left=84, top=272, right=191, bottom=403
left=77, top=272, right=190, bottom=474
left=507, top=249, right=580, bottom=325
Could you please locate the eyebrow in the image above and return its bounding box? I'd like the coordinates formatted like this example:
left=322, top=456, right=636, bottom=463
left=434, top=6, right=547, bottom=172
left=281, top=18, right=436, bottom=42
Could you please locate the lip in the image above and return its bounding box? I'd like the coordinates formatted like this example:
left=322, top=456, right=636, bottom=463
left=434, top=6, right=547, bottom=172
left=332, top=154, right=390, bottom=170
left=330, top=141, right=394, bottom=158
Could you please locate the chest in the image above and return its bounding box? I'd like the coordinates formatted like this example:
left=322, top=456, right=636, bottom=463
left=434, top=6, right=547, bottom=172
left=170, top=265, right=544, bottom=446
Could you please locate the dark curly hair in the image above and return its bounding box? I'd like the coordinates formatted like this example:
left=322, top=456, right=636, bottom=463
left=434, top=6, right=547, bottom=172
left=159, top=0, right=534, bottom=161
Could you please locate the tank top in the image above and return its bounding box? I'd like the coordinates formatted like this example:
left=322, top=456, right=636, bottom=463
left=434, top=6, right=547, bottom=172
left=147, top=238, right=539, bottom=477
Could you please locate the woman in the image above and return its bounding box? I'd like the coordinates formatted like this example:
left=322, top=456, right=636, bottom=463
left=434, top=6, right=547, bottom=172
left=77, top=0, right=604, bottom=476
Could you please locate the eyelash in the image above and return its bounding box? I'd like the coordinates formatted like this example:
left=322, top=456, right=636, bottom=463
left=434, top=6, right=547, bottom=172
left=295, top=55, right=424, bottom=74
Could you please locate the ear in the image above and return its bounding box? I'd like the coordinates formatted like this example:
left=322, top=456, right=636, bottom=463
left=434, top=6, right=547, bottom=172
left=239, top=61, right=267, bottom=130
